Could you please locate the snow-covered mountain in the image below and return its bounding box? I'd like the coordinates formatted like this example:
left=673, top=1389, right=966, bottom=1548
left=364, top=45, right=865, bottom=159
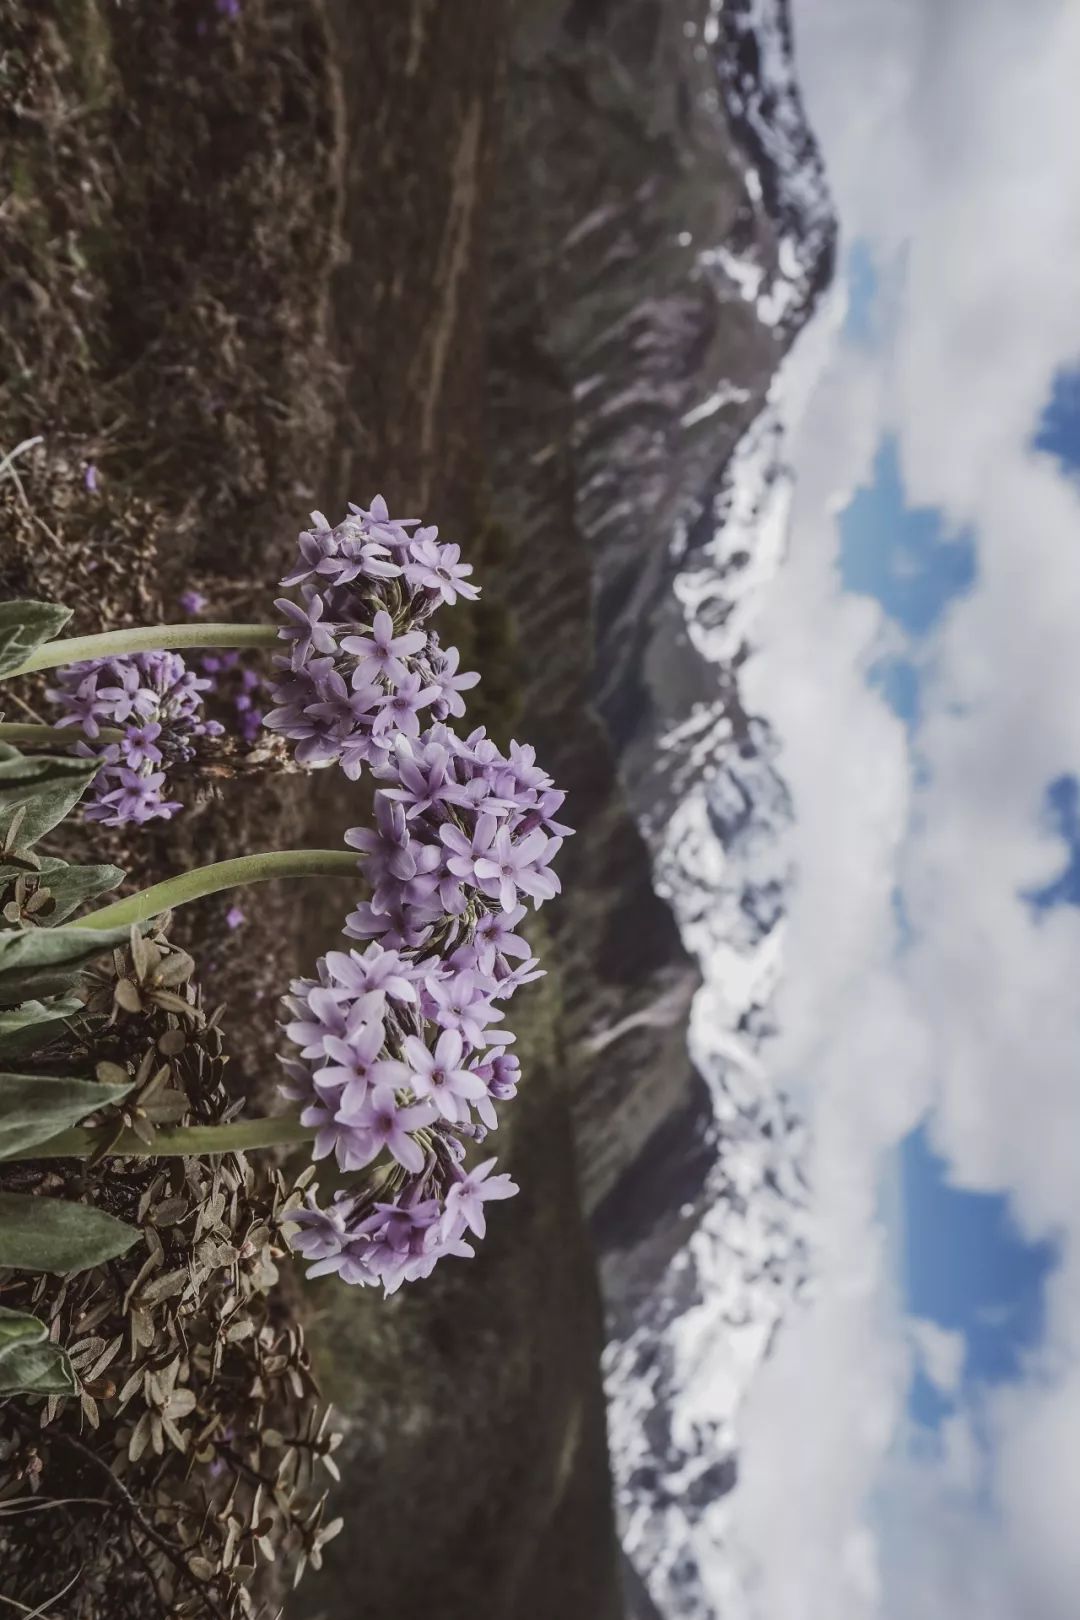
left=594, top=8, right=837, bottom=1616
left=606, top=391, right=813, bottom=1620
left=493, top=3, right=835, bottom=1612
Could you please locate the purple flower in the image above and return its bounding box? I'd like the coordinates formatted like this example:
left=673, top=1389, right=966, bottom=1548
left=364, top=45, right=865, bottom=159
left=345, top=795, right=416, bottom=883
left=404, top=532, right=480, bottom=605
left=288, top=1194, right=356, bottom=1261
left=315, top=1023, right=407, bottom=1114
left=283, top=982, right=353, bottom=1060
left=322, top=944, right=417, bottom=1005
left=274, top=590, right=338, bottom=669
left=84, top=463, right=99, bottom=493
left=180, top=589, right=208, bottom=614
left=438, top=813, right=498, bottom=884
left=474, top=828, right=559, bottom=912
left=429, top=645, right=481, bottom=719
left=469, top=903, right=531, bottom=973
left=85, top=767, right=181, bottom=827
left=335, top=1084, right=435, bottom=1175
left=49, top=650, right=220, bottom=826
left=424, top=968, right=505, bottom=1050
left=401, top=1029, right=488, bottom=1123
left=382, top=740, right=471, bottom=820
left=340, top=609, right=426, bottom=685
left=226, top=905, right=246, bottom=930
left=347, top=494, right=420, bottom=543
left=373, top=672, right=438, bottom=741
left=442, top=1158, right=518, bottom=1241
left=124, top=722, right=163, bottom=768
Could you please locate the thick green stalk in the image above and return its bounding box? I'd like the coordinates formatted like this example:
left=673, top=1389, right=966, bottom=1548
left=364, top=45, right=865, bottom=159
left=3, top=623, right=279, bottom=678
left=0, top=721, right=124, bottom=746
left=71, top=849, right=360, bottom=930
left=30, top=1116, right=317, bottom=1159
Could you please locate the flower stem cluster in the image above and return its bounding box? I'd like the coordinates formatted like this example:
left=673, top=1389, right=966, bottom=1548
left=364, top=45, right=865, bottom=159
left=47, top=651, right=222, bottom=827
left=271, top=498, right=571, bottom=1292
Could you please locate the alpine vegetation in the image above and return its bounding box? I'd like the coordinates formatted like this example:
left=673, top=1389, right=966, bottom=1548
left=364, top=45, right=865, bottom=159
left=0, top=496, right=570, bottom=1300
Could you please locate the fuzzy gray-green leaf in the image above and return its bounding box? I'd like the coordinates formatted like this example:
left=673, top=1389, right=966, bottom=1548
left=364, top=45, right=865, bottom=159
left=0, top=1192, right=139, bottom=1272
left=0, top=1306, right=78, bottom=1396
left=0, top=997, right=82, bottom=1060
left=0, top=1070, right=136, bottom=1160
left=0, top=751, right=99, bottom=851
left=0, top=923, right=133, bottom=1006
left=0, top=601, right=72, bottom=679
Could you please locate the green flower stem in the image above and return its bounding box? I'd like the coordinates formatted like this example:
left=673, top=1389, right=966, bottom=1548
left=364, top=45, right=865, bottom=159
left=0, top=721, right=125, bottom=746
left=71, top=850, right=360, bottom=930
left=2, top=623, right=279, bottom=679
left=30, top=1115, right=317, bottom=1159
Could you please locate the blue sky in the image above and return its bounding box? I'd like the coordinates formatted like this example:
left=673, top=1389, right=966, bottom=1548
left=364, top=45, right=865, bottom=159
left=1034, top=364, right=1080, bottom=475
left=731, top=10, right=1080, bottom=1614
left=836, top=245, right=1076, bottom=1438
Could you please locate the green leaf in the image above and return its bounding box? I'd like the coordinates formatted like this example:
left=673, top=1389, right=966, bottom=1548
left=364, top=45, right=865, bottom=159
left=0, top=1304, right=45, bottom=1356
left=0, top=997, right=82, bottom=1061
left=0, top=751, right=98, bottom=850
left=0, top=923, right=131, bottom=1006
left=0, top=1192, right=139, bottom=1272
left=0, top=1338, right=77, bottom=1395
left=0, top=1306, right=77, bottom=1396
left=0, top=1071, right=136, bottom=1160
left=0, top=601, right=72, bottom=680
left=0, top=856, right=124, bottom=924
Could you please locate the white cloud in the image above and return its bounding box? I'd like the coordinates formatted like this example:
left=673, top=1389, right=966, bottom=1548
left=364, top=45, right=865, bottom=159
left=723, top=0, right=1080, bottom=1615
left=908, top=1319, right=965, bottom=1397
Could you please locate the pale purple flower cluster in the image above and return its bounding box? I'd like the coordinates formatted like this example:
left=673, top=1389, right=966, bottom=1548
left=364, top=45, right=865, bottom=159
left=264, top=496, right=480, bottom=778
left=280, top=936, right=528, bottom=1294
left=274, top=498, right=570, bottom=1293
left=47, top=651, right=222, bottom=827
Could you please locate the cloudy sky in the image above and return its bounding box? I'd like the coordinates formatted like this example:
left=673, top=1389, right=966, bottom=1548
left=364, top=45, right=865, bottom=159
left=728, top=1, right=1080, bottom=1614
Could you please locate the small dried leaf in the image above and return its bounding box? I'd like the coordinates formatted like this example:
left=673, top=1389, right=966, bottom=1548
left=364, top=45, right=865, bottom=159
left=117, top=1366, right=143, bottom=1409
left=129, top=925, right=152, bottom=983
left=113, top=978, right=143, bottom=1014
left=149, top=1196, right=189, bottom=1226
left=165, top=1388, right=197, bottom=1419
left=155, top=951, right=194, bottom=988
left=149, top=988, right=198, bottom=1018
left=85, top=1335, right=123, bottom=1382
left=142, top=1093, right=190, bottom=1125
left=140, top=1269, right=188, bottom=1306
left=128, top=1113, right=156, bottom=1147
left=128, top=1410, right=152, bottom=1463
left=95, top=1060, right=130, bottom=1088
left=160, top=1413, right=188, bottom=1453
